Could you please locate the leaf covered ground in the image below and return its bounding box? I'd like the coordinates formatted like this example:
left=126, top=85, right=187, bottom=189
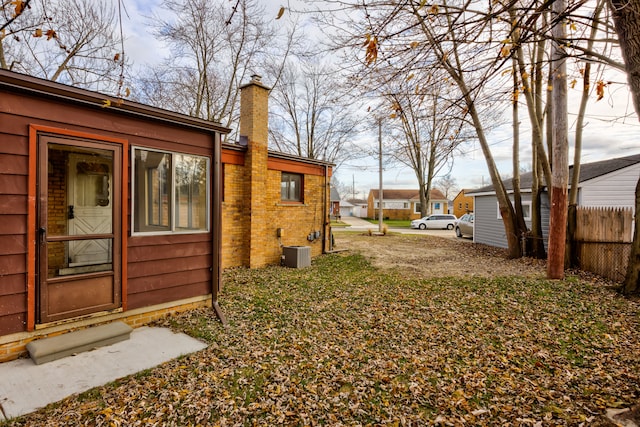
left=6, top=233, right=640, bottom=426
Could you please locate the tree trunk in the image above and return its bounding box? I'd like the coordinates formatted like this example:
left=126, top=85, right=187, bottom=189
left=547, top=0, right=570, bottom=279
left=608, top=0, right=640, bottom=294
left=623, top=179, right=640, bottom=294
left=511, top=57, right=529, bottom=254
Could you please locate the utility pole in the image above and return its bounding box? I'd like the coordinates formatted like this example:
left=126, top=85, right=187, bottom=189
left=378, top=119, right=384, bottom=233
left=547, top=0, right=569, bottom=279
left=352, top=174, right=355, bottom=200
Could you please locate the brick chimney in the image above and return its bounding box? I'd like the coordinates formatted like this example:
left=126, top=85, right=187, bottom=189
left=240, top=74, right=271, bottom=268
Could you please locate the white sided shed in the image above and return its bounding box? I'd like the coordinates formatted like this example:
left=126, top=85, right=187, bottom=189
left=467, top=154, right=640, bottom=249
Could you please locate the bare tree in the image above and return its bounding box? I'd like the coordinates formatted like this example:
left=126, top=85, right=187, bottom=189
left=136, top=0, right=295, bottom=142
left=315, top=0, right=531, bottom=256
left=0, top=0, right=125, bottom=93
left=316, top=0, right=628, bottom=261
left=383, top=76, right=471, bottom=217
left=609, top=0, right=640, bottom=295
left=269, top=60, right=361, bottom=165
left=434, top=174, right=459, bottom=200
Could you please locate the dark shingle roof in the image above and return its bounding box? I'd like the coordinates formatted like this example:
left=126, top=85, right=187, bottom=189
left=330, top=187, right=341, bottom=201
left=468, top=153, right=640, bottom=194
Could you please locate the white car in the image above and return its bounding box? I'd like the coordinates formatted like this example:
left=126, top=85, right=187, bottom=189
left=410, top=214, right=458, bottom=230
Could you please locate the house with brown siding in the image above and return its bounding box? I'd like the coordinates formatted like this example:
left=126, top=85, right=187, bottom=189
left=0, top=70, right=332, bottom=361
left=367, top=189, right=449, bottom=220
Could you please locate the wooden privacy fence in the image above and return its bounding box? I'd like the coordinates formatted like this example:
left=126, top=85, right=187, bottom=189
left=569, top=206, right=633, bottom=282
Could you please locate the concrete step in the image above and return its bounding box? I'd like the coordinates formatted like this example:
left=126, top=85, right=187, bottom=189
left=26, top=322, right=133, bottom=365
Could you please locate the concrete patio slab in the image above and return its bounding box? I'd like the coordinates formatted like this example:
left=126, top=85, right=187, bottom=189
left=0, top=326, right=207, bottom=421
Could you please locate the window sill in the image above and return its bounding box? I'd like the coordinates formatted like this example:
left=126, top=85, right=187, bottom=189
left=276, top=202, right=308, bottom=207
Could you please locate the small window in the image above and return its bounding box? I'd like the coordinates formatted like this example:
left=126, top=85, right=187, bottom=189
left=497, top=201, right=531, bottom=221
left=403, top=202, right=409, bottom=209
left=414, top=203, right=421, bottom=214
left=281, top=172, right=302, bottom=202
left=133, top=148, right=209, bottom=234
left=458, top=202, right=462, bottom=209
left=434, top=202, right=441, bottom=210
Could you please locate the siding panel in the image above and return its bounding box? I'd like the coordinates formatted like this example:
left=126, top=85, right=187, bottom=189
left=475, top=193, right=551, bottom=250
left=128, top=255, right=211, bottom=280
left=128, top=269, right=210, bottom=294
left=127, top=282, right=210, bottom=310
left=0, top=215, right=26, bottom=235
left=0, top=273, right=25, bottom=296
left=0, top=175, right=27, bottom=195
left=0, top=235, right=26, bottom=255
left=128, top=240, right=211, bottom=262
left=0, top=313, right=25, bottom=336
left=0, top=254, right=26, bottom=276
left=0, top=195, right=27, bottom=214
left=0, top=154, right=28, bottom=175
left=474, top=196, right=509, bottom=248
left=580, top=165, right=640, bottom=210
left=0, top=293, right=25, bottom=316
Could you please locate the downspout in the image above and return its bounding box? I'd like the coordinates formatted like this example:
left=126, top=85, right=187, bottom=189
left=211, top=131, right=227, bottom=325
left=323, top=164, right=331, bottom=253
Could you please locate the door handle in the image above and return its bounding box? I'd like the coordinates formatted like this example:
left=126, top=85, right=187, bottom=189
left=68, top=205, right=74, bottom=219
left=38, top=227, right=46, bottom=243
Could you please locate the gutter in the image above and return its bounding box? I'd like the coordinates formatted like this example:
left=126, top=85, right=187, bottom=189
left=324, top=164, right=331, bottom=253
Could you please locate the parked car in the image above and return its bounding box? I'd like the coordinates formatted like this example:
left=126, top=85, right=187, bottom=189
left=410, top=214, right=458, bottom=230
left=455, top=213, right=474, bottom=238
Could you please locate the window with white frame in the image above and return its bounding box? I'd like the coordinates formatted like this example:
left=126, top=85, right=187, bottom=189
left=497, top=200, right=531, bottom=221
left=375, top=201, right=389, bottom=209
left=133, top=147, right=209, bottom=234
left=414, top=203, right=422, bottom=214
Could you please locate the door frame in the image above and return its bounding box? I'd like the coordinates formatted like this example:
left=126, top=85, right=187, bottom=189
left=27, top=125, right=128, bottom=330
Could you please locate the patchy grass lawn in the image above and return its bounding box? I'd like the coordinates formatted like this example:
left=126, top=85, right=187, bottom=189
left=6, top=246, right=640, bottom=426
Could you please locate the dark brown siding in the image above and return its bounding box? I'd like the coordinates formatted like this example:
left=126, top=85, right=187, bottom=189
left=0, top=81, right=217, bottom=334
left=127, top=234, right=213, bottom=310
left=0, top=111, right=29, bottom=335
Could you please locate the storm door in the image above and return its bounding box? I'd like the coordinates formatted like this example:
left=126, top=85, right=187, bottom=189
left=38, top=136, right=122, bottom=324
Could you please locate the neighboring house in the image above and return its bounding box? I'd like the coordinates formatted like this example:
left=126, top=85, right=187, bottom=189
left=367, top=189, right=449, bottom=220
left=0, top=71, right=332, bottom=361
left=467, top=154, right=640, bottom=248
left=347, top=199, right=368, bottom=217
left=452, top=189, right=475, bottom=218
left=339, top=199, right=356, bottom=216
left=330, top=187, right=341, bottom=219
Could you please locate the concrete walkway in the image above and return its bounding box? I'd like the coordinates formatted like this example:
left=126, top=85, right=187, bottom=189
left=337, top=216, right=375, bottom=229
left=0, top=326, right=207, bottom=421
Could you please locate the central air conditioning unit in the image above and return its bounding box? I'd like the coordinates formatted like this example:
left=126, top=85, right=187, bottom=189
left=282, top=246, right=311, bottom=268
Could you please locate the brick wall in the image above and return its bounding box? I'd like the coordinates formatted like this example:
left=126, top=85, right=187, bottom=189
left=47, top=148, right=68, bottom=278
left=222, top=75, right=330, bottom=270
left=221, top=163, right=250, bottom=268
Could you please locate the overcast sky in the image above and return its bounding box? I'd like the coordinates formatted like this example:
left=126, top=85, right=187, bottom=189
left=121, top=0, right=640, bottom=198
